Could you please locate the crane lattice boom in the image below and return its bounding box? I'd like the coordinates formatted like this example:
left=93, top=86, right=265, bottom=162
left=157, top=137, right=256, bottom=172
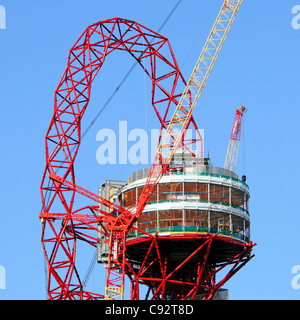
left=224, top=105, right=246, bottom=172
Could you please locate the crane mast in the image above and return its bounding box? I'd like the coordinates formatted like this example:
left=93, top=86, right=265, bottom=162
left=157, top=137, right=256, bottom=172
left=224, top=105, right=246, bottom=172
left=105, top=0, right=244, bottom=300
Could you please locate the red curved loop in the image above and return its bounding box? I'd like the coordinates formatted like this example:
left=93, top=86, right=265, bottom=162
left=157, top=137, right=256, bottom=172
left=40, top=17, right=202, bottom=300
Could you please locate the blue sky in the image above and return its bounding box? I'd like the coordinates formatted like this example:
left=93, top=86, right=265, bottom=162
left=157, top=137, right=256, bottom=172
left=0, top=0, right=300, bottom=300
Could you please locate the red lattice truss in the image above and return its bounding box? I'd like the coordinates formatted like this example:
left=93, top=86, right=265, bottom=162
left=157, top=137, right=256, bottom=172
left=39, top=17, right=253, bottom=300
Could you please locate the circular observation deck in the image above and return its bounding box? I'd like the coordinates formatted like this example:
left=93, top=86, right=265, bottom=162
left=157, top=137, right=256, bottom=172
left=120, top=164, right=250, bottom=244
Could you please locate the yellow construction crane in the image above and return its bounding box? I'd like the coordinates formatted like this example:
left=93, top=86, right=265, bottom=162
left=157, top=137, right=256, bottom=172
left=139, top=0, right=244, bottom=192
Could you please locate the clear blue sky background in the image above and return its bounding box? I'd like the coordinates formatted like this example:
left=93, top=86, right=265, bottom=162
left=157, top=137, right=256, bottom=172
left=0, top=0, right=300, bottom=300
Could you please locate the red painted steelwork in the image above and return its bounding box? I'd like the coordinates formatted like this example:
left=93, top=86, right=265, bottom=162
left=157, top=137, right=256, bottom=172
left=40, top=17, right=254, bottom=300
left=125, top=234, right=254, bottom=300
left=230, top=105, right=246, bottom=141
left=40, top=18, right=202, bottom=300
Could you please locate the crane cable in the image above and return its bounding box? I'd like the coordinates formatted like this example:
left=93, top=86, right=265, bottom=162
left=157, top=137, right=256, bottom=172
left=182, top=0, right=221, bottom=68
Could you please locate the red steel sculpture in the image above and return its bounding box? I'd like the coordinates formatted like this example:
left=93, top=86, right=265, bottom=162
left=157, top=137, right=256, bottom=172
left=39, top=17, right=203, bottom=300
left=40, top=14, right=254, bottom=301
